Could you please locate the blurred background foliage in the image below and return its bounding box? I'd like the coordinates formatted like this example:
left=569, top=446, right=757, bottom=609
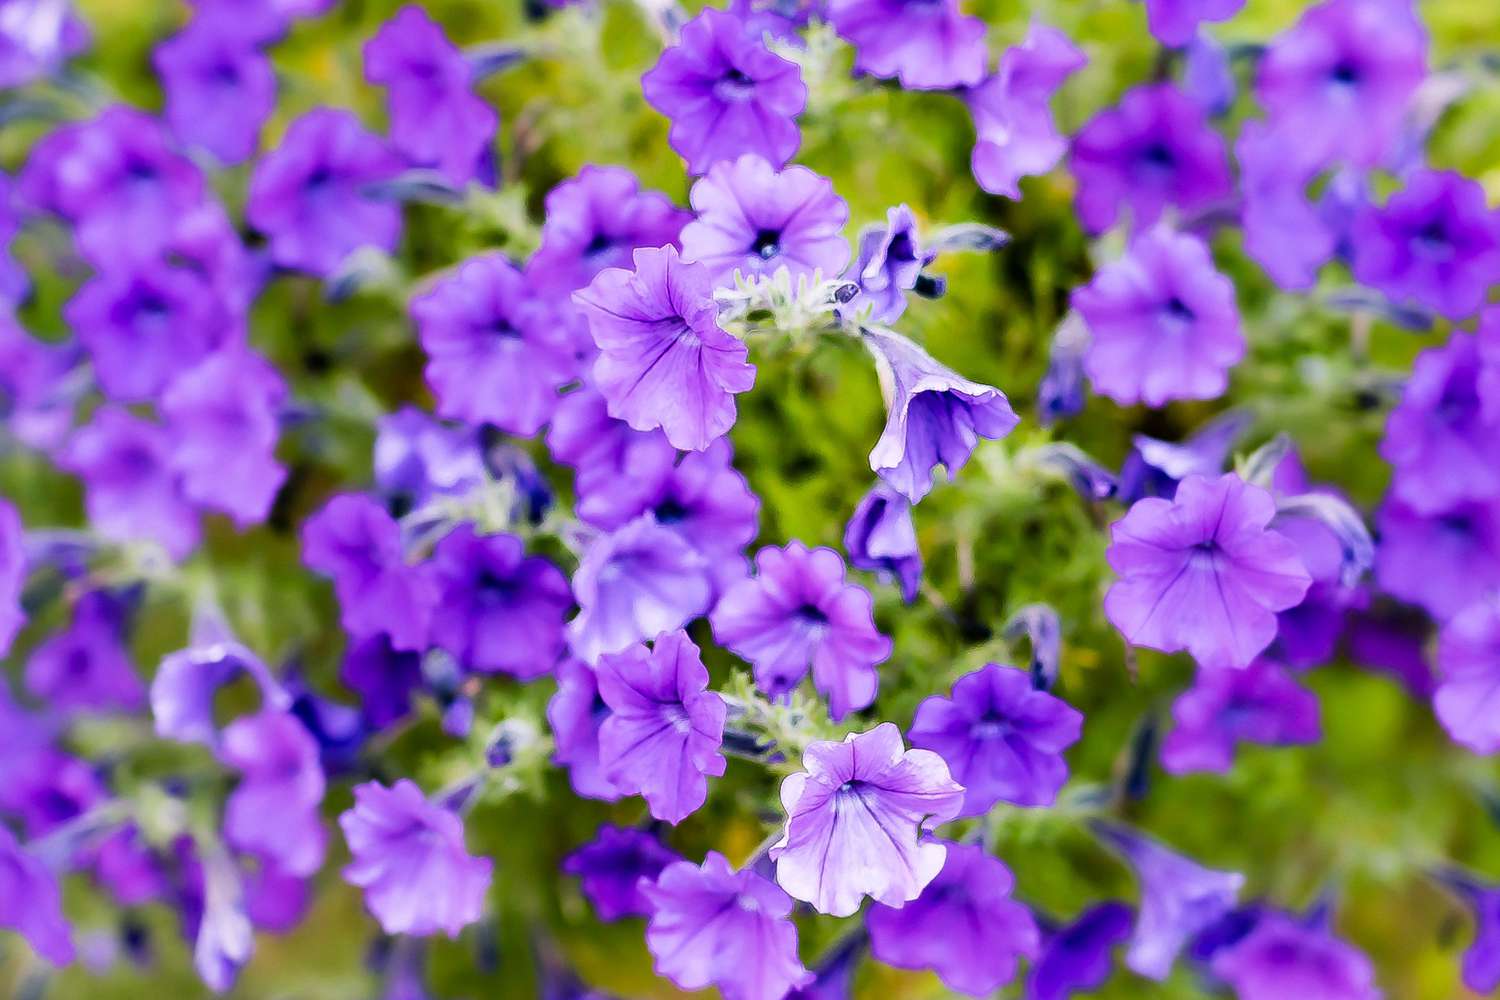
left=2, top=0, right=1500, bottom=997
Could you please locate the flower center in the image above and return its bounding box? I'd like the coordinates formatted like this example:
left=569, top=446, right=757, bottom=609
left=751, top=228, right=782, bottom=260
left=1160, top=295, right=1195, bottom=331
left=714, top=68, right=757, bottom=101
left=653, top=497, right=689, bottom=524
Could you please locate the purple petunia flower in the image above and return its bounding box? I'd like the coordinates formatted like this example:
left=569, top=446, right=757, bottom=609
left=25, top=590, right=144, bottom=713
left=908, top=663, right=1083, bottom=815
left=0, top=315, right=79, bottom=452
left=153, top=17, right=277, bottom=165
left=1027, top=901, right=1134, bottom=1000
left=1093, top=822, right=1244, bottom=980
left=1104, top=473, right=1312, bottom=669
left=574, top=245, right=755, bottom=452
left=373, top=407, right=486, bottom=513
left=1074, top=226, right=1244, bottom=408
left=428, top=525, right=572, bottom=679
left=340, top=634, right=424, bottom=730
left=0, top=0, right=88, bottom=89
left=365, top=6, right=497, bottom=186
left=246, top=109, right=404, bottom=278
left=641, top=8, right=807, bottom=174
left=861, top=327, right=1020, bottom=504
left=681, top=154, right=849, bottom=287
left=410, top=252, right=576, bottom=435
left=596, top=630, right=726, bottom=825
left=1144, top=0, right=1244, bottom=48
left=771, top=723, right=965, bottom=917
left=562, top=825, right=677, bottom=922
left=866, top=840, right=1040, bottom=996
left=546, top=657, right=622, bottom=801
left=301, top=493, right=437, bottom=652
left=846, top=205, right=935, bottom=325
left=1374, top=498, right=1500, bottom=623
left=1236, top=120, right=1339, bottom=292
left=340, top=779, right=492, bottom=937
left=843, top=482, right=922, bottom=603
left=1434, top=598, right=1500, bottom=754
left=0, top=824, right=75, bottom=965
left=1352, top=169, right=1500, bottom=322
left=1209, top=912, right=1379, bottom=1000
left=966, top=23, right=1086, bottom=199
left=151, top=610, right=290, bottom=748
left=191, top=0, right=334, bottom=43
left=221, top=710, right=327, bottom=877
left=711, top=541, right=891, bottom=720
left=1161, top=659, right=1321, bottom=773
left=1070, top=83, right=1233, bottom=235
left=1434, top=869, right=1500, bottom=995
left=528, top=165, right=691, bottom=295
left=546, top=387, right=679, bottom=531
left=1117, top=409, right=1250, bottom=503
left=61, top=407, right=200, bottom=560
left=641, top=851, right=812, bottom=1000
left=1255, top=0, right=1426, bottom=171
left=0, top=499, right=23, bottom=656
left=827, top=0, right=986, bottom=90
left=638, top=438, right=759, bottom=566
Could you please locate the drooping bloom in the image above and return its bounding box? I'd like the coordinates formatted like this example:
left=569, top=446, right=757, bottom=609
left=862, top=327, right=1020, bottom=504
left=151, top=610, right=290, bottom=748
left=221, top=711, right=327, bottom=877
left=1209, top=912, right=1380, bottom=1000
left=771, top=723, right=965, bottom=917
left=1070, top=83, right=1233, bottom=234
left=1026, top=902, right=1134, bottom=1000
left=573, top=245, right=755, bottom=452
left=0, top=824, right=75, bottom=965
left=826, top=0, right=986, bottom=90
left=246, top=109, right=404, bottom=278
left=1161, top=660, right=1321, bottom=773
left=846, top=205, right=935, bottom=325
left=562, top=825, right=677, bottom=922
left=640, top=852, right=812, bottom=1000
left=844, top=482, right=922, bottom=603
left=24, top=590, right=144, bottom=713
left=711, top=541, right=891, bottom=719
left=966, top=23, right=1086, bottom=199
left=340, top=779, right=493, bottom=937
left=1236, top=120, right=1339, bottom=292
left=1434, top=598, right=1500, bottom=754
left=1255, top=0, right=1427, bottom=171
left=566, top=516, right=715, bottom=664
left=364, top=6, right=498, bottom=186
left=907, top=663, right=1083, bottom=815
left=410, top=252, right=576, bottom=434
left=546, top=657, right=621, bottom=801
left=1374, top=498, right=1500, bottom=623
left=1093, top=822, right=1244, bottom=980
left=866, top=840, right=1040, bottom=996
left=1144, top=0, right=1244, bottom=48
left=153, top=17, right=277, bottom=165
left=1352, top=169, right=1500, bottom=322
left=301, top=493, right=437, bottom=652
left=1104, top=473, right=1312, bottom=669
left=640, top=8, right=807, bottom=174
left=427, top=525, right=572, bottom=679
left=595, top=631, right=726, bottom=825
left=681, top=155, right=849, bottom=287
left=546, top=387, right=678, bottom=531
left=1074, top=226, right=1243, bottom=407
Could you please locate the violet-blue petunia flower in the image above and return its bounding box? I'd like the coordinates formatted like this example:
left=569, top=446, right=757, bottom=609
left=1144, top=0, right=1244, bottom=48
left=1434, top=597, right=1500, bottom=754
left=908, top=662, right=1083, bottom=815
left=561, top=825, right=677, bottom=922
left=843, top=481, right=922, bottom=603
left=1070, top=83, right=1233, bottom=234
left=573, top=244, right=755, bottom=452
left=546, top=386, right=679, bottom=531
left=861, top=326, right=1019, bottom=504
left=1074, top=225, right=1244, bottom=408
left=681, top=154, right=849, bottom=288
left=641, top=851, right=812, bottom=1000
left=1209, top=911, right=1380, bottom=1000
left=637, top=437, right=759, bottom=565
left=1104, top=473, right=1312, bottom=669
left=1183, top=33, right=1236, bottom=116
left=246, top=108, right=404, bottom=278
left=24, top=589, right=144, bottom=713
left=846, top=205, right=935, bottom=325
left=866, top=840, right=1040, bottom=996
left=1160, top=659, right=1321, bottom=773
left=1117, top=408, right=1251, bottom=503
left=640, top=7, right=807, bottom=174
left=770, top=723, right=965, bottom=917
left=340, top=779, right=493, bottom=937
left=711, top=541, right=891, bottom=720
left=966, top=23, right=1086, bottom=199
left=428, top=524, right=572, bottom=679
left=1374, top=497, right=1500, bottom=623
left=153, top=16, right=277, bottom=165
left=1026, top=901, right=1134, bottom=1000
left=340, top=634, right=424, bottom=730
left=221, top=710, right=328, bottom=877
left=595, top=630, right=726, bottom=825
left=826, top=0, right=986, bottom=90
left=373, top=407, right=487, bottom=514
left=546, top=656, right=622, bottom=801
left=0, top=824, right=75, bottom=965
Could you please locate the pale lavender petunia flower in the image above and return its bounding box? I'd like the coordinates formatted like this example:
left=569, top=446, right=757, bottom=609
left=770, top=723, right=965, bottom=917
left=1144, top=0, right=1244, bottom=48
left=562, top=825, right=677, bottom=922
left=641, top=8, right=807, bottom=174
left=596, top=630, right=726, bottom=825
left=574, top=245, right=755, bottom=452
left=866, top=840, right=1039, bottom=996
left=711, top=541, right=891, bottom=720
left=340, top=779, right=493, bottom=937
left=827, top=0, right=986, bottom=90
left=681, top=154, right=849, bottom=287
left=1434, top=598, right=1500, bottom=754
left=1161, top=659, right=1320, bottom=773
left=1026, top=901, right=1134, bottom=1000
left=1104, top=473, right=1311, bottom=669
left=844, top=482, right=922, bottom=603
left=1074, top=225, right=1243, bottom=408
left=546, top=656, right=622, bottom=801
left=1374, top=498, right=1500, bottom=623
left=908, top=663, right=1083, bottom=815
left=153, top=17, right=277, bottom=165
left=640, top=851, right=813, bottom=1000
left=25, top=590, right=144, bottom=713
left=0, top=824, right=74, bottom=965
left=221, top=710, right=327, bottom=877
left=1209, top=912, right=1380, bottom=1000
left=862, top=327, right=1019, bottom=504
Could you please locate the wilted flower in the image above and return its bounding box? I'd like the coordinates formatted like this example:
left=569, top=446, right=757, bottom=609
left=562, top=825, right=677, bottom=922
left=827, top=0, right=986, bottom=90
left=843, top=482, right=922, bottom=603
left=1161, top=660, right=1320, bottom=773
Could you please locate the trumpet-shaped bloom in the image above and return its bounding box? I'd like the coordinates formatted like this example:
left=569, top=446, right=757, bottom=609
left=221, top=710, right=327, bottom=877
left=1027, top=902, right=1134, bottom=1000
left=546, top=387, right=679, bottom=531
left=844, top=482, right=922, bottom=603
left=153, top=17, right=276, bottom=165
left=24, top=589, right=143, bottom=713
left=847, top=205, right=934, bottom=324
